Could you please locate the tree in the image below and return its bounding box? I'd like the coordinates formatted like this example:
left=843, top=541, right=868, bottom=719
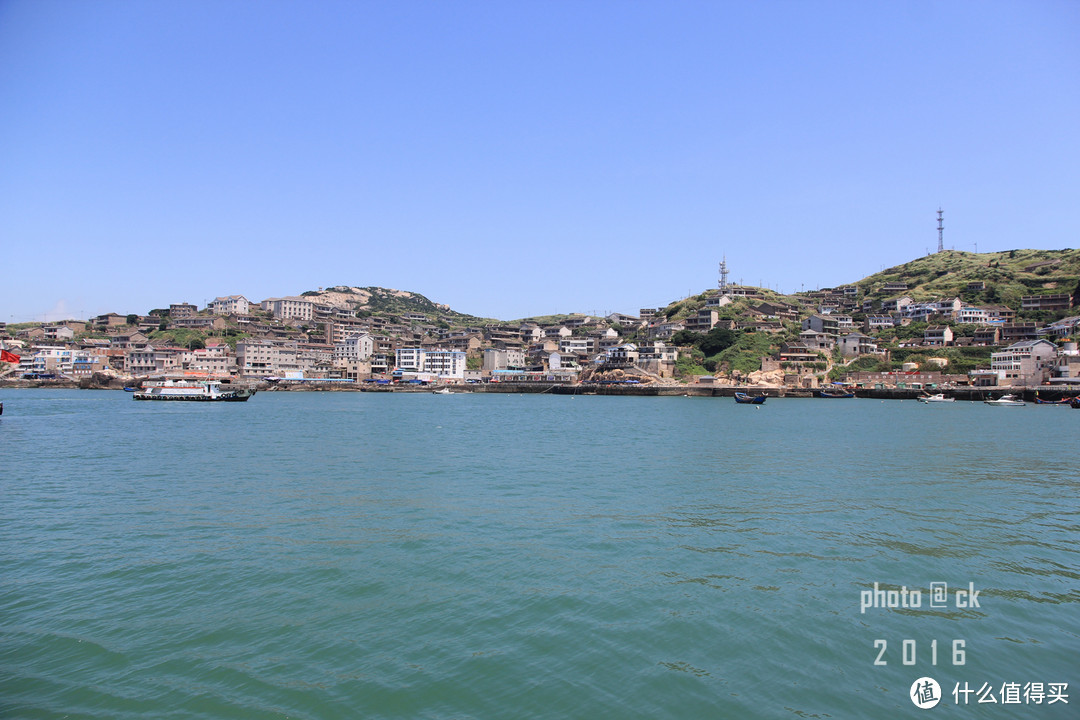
left=670, top=330, right=703, bottom=347
left=699, top=327, right=737, bottom=357
left=189, top=337, right=205, bottom=350
left=126, top=314, right=139, bottom=325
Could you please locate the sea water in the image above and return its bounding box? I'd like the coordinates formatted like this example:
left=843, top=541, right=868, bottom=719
left=1, top=389, right=1076, bottom=718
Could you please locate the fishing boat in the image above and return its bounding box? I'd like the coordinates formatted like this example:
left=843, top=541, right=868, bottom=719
left=983, top=394, right=1025, bottom=407
left=432, top=387, right=452, bottom=395
left=1033, top=392, right=1071, bottom=405
left=132, top=379, right=256, bottom=402
left=734, top=392, right=767, bottom=404
left=917, top=393, right=955, bottom=403
left=816, top=390, right=854, bottom=398
left=1071, top=397, right=1080, bottom=409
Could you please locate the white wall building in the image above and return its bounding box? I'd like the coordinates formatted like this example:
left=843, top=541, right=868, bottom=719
left=262, top=297, right=314, bottom=322
left=210, top=295, right=251, bottom=316
left=237, top=339, right=300, bottom=377
left=334, top=333, right=375, bottom=364
left=395, top=348, right=467, bottom=379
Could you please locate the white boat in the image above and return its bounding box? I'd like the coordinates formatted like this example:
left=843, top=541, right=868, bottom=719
left=432, top=387, right=452, bottom=395
left=133, top=379, right=256, bottom=402
left=917, top=394, right=955, bottom=403
left=983, top=394, right=1025, bottom=407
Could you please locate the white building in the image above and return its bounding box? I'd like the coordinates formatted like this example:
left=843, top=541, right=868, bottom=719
left=210, top=295, right=251, bottom=316
left=990, top=339, right=1058, bottom=385
left=558, top=337, right=595, bottom=355
left=334, top=333, right=375, bottom=364
left=262, top=297, right=314, bottom=322
left=395, top=348, right=467, bottom=379
left=483, top=348, right=525, bottom=373
left=237, top=339, right=300, bottom=377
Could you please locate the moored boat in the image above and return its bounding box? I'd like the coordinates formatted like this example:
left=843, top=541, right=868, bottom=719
left=983, top=394, right=1025, bottom=407
left=917, top=393, right=954, bottom=403
left=734, top=392, right=767, bottom=404
left=132, top=379, right=256, bottom=402
left=816, top=390, right=854, bottom=398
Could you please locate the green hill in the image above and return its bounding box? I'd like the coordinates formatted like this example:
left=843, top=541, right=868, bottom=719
left=301, top=286, right=490, bottom=325
left=852, top=248, right=1080, bottom=307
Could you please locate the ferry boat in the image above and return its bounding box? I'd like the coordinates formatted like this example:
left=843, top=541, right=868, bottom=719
left=132, top=379, right=256, bottom=402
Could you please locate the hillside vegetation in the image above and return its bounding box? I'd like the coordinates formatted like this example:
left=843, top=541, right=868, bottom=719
left=854, top=249, right=1080, bottom=306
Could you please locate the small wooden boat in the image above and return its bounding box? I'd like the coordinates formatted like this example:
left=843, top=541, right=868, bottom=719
left=734, top=392, right=766, bottom=404
left=1033, top=392, right=1071, bottom=405
left=816, top=390, right=854, bottom=398
left=1071, top=398, right=1080, bottom=409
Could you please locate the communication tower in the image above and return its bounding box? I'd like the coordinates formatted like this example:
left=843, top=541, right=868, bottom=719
left=937, top=208, right=944, bottom=253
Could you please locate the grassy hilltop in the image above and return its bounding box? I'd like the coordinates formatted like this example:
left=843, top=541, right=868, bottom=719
left=854, top=248, right=1080, bottom=306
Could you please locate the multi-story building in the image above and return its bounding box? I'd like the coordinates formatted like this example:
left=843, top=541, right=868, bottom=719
left=1021, top=294, right=1073, bottom=311
left=880, top=296, right=913, bottom=313
left=684, top=309, right=719, bottom=332
left=483, top=348, right=526, bottom=374
left=990, top=340, right=1059, bottom=385
left=956, top=305, right=991, bottom=325
left=126, top=345, right=182, bottom=376
left=334, top=334, right=375, bottom=364
left=169, top=303, right=197, bottom=318
left=604, top=344, right=639, bottom=366
left=177, top=345, right=234, bottom=376
left=648, top=322, right=685, bottom=340
left=838, top=333, right=881, bottom=358
left=865, top=315, right=896, bottom=332
left=237, top=339, right=300, bottom=377
left=262, top=297, right=314, bottom=322
left=558, top=337, right=595, bottom=355
left=924, top=326, right=954, bottom=346
left=1000, top=322, right=1039, bottom=344
left=802, top=315, right=840, bottom=338
left=209, top=295, right=251, bottom=315
left=394, top=348, right=466, bottom=379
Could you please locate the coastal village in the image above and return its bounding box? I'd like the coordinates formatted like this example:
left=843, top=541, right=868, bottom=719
left=3, top=248, right=1080, bottom=396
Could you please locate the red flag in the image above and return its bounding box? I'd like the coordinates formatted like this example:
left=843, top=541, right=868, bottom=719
left=0, top=349, right=20, bottom=364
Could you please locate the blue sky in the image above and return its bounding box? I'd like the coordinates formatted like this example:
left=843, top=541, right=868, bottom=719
left=1, top=1, right=1078, bottom=323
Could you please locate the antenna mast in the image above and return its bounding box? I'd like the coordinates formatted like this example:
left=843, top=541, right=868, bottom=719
left=718, top=256, right=730, bottom=294
left=937, top=208, right=944, bottom=253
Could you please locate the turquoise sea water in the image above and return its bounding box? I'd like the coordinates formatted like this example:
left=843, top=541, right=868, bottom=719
left=1, top=389, right=1077, bottom=718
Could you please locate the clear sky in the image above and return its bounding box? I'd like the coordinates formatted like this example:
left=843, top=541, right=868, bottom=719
left=2, top=1, right=1078, bottom=323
